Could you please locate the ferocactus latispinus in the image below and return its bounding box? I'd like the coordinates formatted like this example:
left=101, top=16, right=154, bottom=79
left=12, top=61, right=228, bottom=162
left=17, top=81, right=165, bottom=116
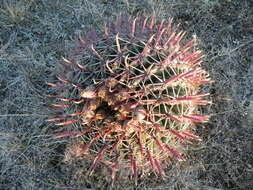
left=46, top=14, right=211, bottom=185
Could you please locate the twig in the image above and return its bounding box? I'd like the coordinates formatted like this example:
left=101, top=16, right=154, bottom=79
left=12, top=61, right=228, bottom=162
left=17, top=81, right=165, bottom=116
left=210, top=39, right=253, bottom=61
left=0, top=114, right=47, bottom=117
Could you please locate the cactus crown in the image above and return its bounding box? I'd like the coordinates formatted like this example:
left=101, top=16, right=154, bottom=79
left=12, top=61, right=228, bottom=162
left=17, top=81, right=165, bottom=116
left=46, top=14, right=211, bottom=184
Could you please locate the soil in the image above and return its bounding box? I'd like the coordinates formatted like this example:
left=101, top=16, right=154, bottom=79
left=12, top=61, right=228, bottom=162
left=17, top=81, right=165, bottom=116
left=0, top=0, right=252, bottom=189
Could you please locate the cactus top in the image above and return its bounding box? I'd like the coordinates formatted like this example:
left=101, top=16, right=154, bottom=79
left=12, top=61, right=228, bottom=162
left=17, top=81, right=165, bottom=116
left=46, top=14, right=211, bottom=184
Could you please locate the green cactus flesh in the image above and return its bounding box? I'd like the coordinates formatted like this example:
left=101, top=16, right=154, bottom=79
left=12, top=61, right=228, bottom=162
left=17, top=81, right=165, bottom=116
left=46, top=15, right=211, bottom=184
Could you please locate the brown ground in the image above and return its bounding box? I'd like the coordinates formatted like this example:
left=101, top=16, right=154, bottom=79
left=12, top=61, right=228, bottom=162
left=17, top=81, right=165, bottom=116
left=0, top=0, right=252, bottom=189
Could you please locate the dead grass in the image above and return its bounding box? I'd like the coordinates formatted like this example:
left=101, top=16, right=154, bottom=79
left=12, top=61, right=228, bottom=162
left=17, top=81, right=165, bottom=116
left=0, top=0, right=252, bottom=189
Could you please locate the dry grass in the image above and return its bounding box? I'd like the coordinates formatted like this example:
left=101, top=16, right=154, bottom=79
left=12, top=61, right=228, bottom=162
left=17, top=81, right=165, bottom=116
left=0, top=0, right=252, bottom=189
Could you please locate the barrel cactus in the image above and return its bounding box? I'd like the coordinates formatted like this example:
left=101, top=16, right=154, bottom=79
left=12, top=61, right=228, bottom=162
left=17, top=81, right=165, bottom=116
left=46, top=14, right=211, bottom=184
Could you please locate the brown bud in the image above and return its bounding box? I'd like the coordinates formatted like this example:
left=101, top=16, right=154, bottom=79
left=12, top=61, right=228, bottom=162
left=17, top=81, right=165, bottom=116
left=80, top=90, right=97, bottom=98
left=133, top=106, right=146, bottom=121
left=98, top=85, right=107, bottom=99
left=105, top=77, right=118, bottom=88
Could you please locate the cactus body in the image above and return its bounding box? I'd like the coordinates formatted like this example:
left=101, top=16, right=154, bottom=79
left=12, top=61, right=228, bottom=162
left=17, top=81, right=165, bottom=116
left=46, top=15, right=211, bottom=184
